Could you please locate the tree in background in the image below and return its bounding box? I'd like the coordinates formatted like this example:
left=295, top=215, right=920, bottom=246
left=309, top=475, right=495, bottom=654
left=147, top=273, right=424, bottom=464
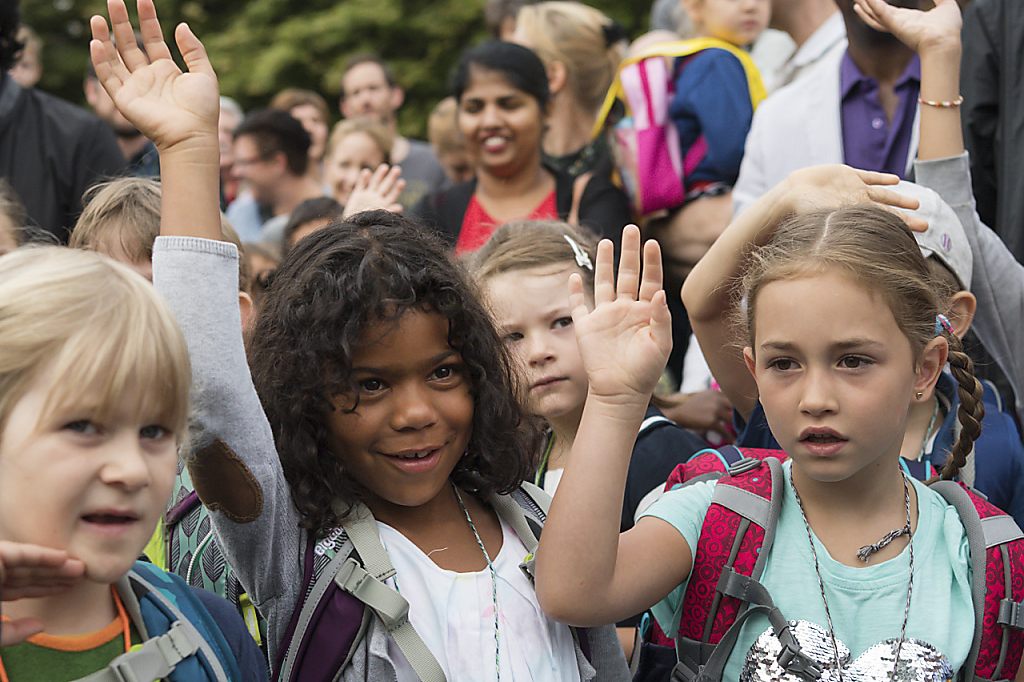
left=21, top=0, right=653, bottom=139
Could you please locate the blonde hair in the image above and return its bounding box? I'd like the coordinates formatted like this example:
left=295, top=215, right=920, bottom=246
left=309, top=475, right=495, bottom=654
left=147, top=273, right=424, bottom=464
left=470, top=219, right=598, bottom=292
left=428, top=97, right=464, bottom=156
left=325, top=119, right=394, bottom=163
left=515, top=1, right=626, bottom=115
left=70, top=177, right=251, bottom=292
left=0, top=247, right=191, bottom=439
left=741, top=206, right=984, bottom=480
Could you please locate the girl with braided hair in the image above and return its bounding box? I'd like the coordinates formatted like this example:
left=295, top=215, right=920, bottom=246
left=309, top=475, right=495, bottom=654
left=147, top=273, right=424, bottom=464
left=731, top=0, right=1024, bottom=528
left=533, top=161, right=1004, bottom=679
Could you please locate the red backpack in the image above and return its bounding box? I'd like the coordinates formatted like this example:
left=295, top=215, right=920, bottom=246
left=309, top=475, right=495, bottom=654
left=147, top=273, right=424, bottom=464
left=631, top=446, right=1024, bottom=682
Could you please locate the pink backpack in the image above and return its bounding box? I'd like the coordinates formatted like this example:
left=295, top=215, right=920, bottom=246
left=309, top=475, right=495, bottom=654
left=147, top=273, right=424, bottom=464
left=593, top=39, right=766, bottom=218
left=631, top=447, right=1024, bottom=681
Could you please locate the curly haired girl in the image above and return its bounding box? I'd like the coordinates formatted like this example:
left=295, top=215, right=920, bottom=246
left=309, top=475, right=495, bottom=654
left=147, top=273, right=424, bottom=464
left=87, top=1, right=629, bottom=680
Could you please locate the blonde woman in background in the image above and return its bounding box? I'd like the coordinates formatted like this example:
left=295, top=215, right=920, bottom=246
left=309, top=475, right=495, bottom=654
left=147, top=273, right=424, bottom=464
left=512, top=1, right=627, bottom=179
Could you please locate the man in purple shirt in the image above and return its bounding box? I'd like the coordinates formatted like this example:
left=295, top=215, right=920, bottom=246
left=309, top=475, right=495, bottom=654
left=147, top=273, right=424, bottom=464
left=837, top=0, right=921, bottom=177
left=733, top=0, right=925, bottom=216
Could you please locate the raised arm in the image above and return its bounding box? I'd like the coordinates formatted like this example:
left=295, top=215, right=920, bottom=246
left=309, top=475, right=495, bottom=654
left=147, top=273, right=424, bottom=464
left=536, top=226, right=694, bottom=626
left=89, top=0, right=220, bottom=239
left=682, top=166, right=923, bottom=421
left=857, top=0, right=1024, bottom=423
left=89, top=1, right=305, bottom=653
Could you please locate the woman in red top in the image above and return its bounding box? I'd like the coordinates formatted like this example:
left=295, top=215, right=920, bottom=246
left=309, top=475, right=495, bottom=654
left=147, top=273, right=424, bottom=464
left=412, top=41, right=631, bottom=254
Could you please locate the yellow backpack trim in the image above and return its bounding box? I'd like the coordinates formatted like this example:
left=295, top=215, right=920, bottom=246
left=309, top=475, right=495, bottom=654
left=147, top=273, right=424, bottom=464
left=592, top=37, right=768, bottom=140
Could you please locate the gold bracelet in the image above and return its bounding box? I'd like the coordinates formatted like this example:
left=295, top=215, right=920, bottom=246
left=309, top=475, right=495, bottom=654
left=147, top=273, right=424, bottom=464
left=918, top=94, right=964, bottom=108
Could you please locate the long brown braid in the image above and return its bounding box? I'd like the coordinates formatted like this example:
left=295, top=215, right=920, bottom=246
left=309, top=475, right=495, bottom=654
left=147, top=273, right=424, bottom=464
left=938, top=327, right=986, bottom=480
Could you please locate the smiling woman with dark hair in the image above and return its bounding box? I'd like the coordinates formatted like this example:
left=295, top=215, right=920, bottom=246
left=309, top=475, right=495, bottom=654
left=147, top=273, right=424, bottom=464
left=412, top=40, right=631, bottom=255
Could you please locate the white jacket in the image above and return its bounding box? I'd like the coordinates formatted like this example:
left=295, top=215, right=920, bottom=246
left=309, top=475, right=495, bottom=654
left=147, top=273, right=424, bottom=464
left=732, top=43, right=919, bottom=216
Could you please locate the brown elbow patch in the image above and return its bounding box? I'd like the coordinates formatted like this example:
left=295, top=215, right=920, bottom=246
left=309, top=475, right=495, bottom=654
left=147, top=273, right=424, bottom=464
left=188, top=439, right=264, bottom=523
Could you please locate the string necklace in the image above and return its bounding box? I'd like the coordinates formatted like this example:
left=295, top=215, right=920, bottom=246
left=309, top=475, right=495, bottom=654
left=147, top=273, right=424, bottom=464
left=791, top=469, right=914, bottom=681
left=453, top=485, right=501, bottom=682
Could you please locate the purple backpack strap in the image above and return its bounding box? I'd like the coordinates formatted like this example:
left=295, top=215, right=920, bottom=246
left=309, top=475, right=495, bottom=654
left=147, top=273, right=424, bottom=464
left=165, top=490, right=200, bottom=526
left=274, top=530, right=367, bottom=682
left=930, top=481, right=1024, bottom=681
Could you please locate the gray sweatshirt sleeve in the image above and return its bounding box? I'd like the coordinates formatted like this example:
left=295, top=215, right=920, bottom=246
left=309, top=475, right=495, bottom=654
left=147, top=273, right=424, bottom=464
left=914, top=153, right=1024, bottom=423
left=152, top=236, right=304, bottom=659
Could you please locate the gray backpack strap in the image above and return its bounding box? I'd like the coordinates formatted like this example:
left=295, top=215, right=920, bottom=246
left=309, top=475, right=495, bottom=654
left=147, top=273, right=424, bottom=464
left=73, top=621, right=207, bottom=682
left=518, top=481, right=551, bottom=518
left=930, top=482, right=1024, bottom=682
left=492, top=484, right=549, bottom=557
left=674, top=457, right=791, bottom=682
left=342, top=505, right=448, bottom=682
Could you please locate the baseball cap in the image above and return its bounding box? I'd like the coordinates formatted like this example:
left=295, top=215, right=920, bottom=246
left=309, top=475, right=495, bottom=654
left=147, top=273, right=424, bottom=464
left=894, top=180, right=973, bottom=290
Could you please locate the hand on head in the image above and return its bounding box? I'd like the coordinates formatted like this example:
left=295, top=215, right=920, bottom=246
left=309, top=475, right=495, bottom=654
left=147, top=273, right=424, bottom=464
left=0, top=542, right=85, bottom=646
left=342, top=164, right=406, bottom=219
left=568, top=225, right=672, bottom=403
left=780, top=165, right=929, bottom=232
left=89, top=0, right=220, bottom=152
left=853, top=0, right=962, bottom=56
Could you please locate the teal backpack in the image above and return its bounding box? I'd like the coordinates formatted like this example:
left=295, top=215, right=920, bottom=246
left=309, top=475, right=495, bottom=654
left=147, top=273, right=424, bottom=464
left=75, top=561, right=242, bottom=682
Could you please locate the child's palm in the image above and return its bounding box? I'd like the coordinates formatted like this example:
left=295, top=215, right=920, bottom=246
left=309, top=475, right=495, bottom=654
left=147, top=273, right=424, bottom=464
left=570, top=227, right=672, bottom=401
left=90, top=1, right=219, bottom=151
left=574, top=297, right=670, bottom=398
left=113, top=59, right=218, bottom=150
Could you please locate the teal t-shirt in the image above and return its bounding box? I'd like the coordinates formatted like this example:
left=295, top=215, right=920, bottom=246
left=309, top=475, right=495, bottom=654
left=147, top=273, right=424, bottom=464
left=641, top=460, right=974, bottom=679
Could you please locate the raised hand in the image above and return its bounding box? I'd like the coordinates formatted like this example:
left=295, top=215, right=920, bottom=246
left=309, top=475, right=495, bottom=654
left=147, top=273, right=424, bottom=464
left=89, top=0, right=219, bottom=153
left=0, top=542, right=85, bottom=646
left=568, top=225, right=672, bottom=402
left=854, top=0, right=962, bottom=56
left=780, top=165, right=928, bottom=232
left=342, top=164, right=406, bottom=218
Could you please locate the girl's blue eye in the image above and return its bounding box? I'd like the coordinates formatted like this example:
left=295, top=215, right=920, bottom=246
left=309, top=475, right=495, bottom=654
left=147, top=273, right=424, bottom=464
left=504, top=331, right=523, bottom=344
left=140, top=425, right=171, bottom=440
left=64, top=420, right=99, bottom=435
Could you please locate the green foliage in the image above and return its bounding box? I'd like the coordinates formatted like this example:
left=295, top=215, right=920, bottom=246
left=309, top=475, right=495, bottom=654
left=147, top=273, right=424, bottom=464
left=21, top=0, right=653, bottom=138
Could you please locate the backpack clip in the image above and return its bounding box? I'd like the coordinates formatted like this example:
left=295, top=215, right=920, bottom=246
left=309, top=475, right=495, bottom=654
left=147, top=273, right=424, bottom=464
left=727, top=457, right=762, bottom=477
left=999, top=599, right=1024, bottom=630
left=101, top=621, right=200, bottom=682
left=775, top=624, right=823, bottom=680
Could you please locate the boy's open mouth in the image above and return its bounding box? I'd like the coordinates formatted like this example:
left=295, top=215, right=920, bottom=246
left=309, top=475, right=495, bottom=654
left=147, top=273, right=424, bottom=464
left=81, top=511, right=139, bottom=525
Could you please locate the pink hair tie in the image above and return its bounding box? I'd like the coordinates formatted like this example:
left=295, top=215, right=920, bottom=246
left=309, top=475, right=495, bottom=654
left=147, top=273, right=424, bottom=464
left=934, top=314, right=954, bottom=337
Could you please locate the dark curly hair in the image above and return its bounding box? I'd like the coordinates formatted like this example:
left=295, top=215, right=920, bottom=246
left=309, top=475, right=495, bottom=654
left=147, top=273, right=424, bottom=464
left=247, top=210, right=540, bottom=535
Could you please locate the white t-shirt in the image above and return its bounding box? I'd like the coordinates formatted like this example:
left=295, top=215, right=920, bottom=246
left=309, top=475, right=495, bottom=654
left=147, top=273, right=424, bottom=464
left=542, top=468, right=565, bottom=497
left=378, top=517, right=582, bottom=682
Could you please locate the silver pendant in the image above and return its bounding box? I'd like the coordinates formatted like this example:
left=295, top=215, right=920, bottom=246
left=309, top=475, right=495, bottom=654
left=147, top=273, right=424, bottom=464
left=741, top=621, right=954, bottom=681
